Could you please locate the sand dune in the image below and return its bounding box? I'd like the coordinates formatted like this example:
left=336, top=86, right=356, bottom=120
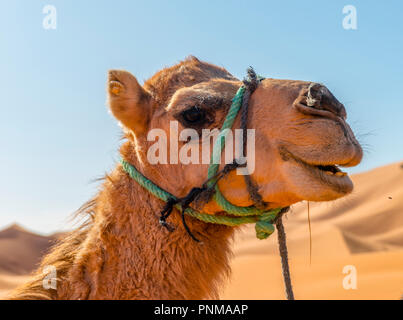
left=0, top=224, right=58, bottom=275
left=0, top=162, right=402, bottom=299
left=221, top=251, right=403, bottom=300
left=0, top=274, right=30, bottom=299
left=222, top=162, right=403, bottom=299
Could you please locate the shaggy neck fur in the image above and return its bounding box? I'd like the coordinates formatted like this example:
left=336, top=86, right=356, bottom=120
left=10, top=142, right=234, bottom=300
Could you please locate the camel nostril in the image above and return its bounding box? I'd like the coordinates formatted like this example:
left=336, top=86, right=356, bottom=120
left=306, top=83, right=323, bottom=107
left=302, top=83, right=347, bottom=119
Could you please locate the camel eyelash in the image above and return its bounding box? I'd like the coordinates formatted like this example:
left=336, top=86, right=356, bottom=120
left=180, top=106, right=207, bottom=125
left=176, top=97, right=228, bottom=128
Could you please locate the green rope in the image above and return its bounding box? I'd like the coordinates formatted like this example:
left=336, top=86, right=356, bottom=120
left=207, top=86, right=245, bottom=180
left=121, top=85, right=282, bottom=240
left=208, top=87, right=267, bottom=216
left=121, top=159, right=279, bottom=239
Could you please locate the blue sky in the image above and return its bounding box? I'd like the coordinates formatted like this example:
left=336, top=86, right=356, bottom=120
left=0, top=0, right=402, bottom=233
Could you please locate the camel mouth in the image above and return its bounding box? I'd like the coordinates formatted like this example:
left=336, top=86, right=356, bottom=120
left=296, top=157, right=349, bottom=178
left=281, top=147, right=349, bottom=178
left=282, top=149, right=353, bottom=194
left=298, top=159, right=352, bottom=193
left=312, top=164, right=347, bottom=177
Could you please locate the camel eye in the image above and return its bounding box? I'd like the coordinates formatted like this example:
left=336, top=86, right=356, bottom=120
left=181, top=106, right=206, bottom=125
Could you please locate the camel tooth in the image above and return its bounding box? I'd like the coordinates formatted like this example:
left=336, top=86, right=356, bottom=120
left=335, top=172, right=347, bottom=177
left=325, top=171, right=334, bottom=175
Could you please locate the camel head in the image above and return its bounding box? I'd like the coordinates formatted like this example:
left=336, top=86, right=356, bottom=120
left=107, top=56, right=362, bottom=214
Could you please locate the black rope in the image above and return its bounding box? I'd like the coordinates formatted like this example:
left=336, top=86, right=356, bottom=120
left=274, top=207, right=294, bottom=300
left=242, top=69, right=295, bottom=300
left=240, top=67, right=266, bottom=210
left=177, top=187, right=206, bottom=242
left=159, top=161, right=241, bottom=241
left=159, top=198, right=177, bottom=232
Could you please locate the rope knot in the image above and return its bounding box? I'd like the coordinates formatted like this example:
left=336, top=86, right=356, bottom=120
left=255, top=211, right=277, bottom=239
left=159, top=198, right=177, bottom=232
left=243, top=67, right=258, bottom=92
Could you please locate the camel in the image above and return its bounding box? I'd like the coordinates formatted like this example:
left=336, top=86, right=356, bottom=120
left=10, top=56, right=362, bottom=300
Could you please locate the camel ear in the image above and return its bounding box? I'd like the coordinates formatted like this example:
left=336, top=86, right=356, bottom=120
left=107, top=70, right=152, bottom=135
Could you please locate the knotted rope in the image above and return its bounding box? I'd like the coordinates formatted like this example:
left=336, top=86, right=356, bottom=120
left=121, top=159, right=281, bottom=233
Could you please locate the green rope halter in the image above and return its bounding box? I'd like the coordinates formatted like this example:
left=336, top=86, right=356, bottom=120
left=121, top=85, right=282, bottom=239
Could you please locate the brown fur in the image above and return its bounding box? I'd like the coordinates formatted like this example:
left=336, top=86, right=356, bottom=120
left=10, top=56, right=362, bottom=299
left=10, top=164, right=234, bottom=299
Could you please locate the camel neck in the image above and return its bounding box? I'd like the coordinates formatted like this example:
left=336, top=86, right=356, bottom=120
left=61, top=164, right=235, bottom=299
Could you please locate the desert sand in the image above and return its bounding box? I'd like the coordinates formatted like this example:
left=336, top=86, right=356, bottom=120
left=222, top=162, right=403, bottom=299
left=0, top=224, right=60, bottom=299
left=1, top=162, right=402, bottom=299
